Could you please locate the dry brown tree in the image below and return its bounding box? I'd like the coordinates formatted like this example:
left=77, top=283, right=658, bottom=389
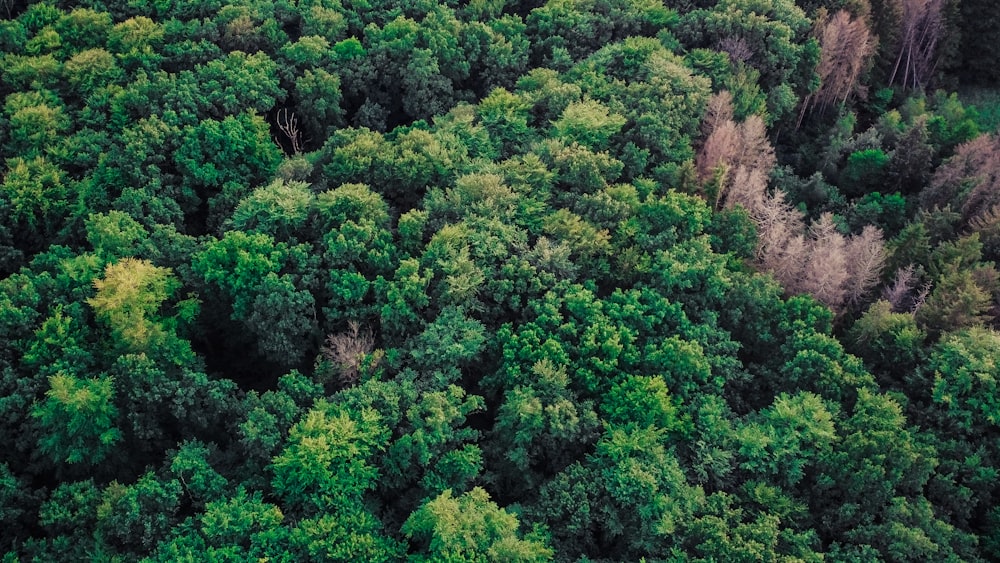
left=799, top=213, right=851, bottom=308
left=717, top=36, right=754, bottom=65
left=321, top=321, right=379, bottom=386
left=969, top=205, right=1000, bottom=249
left=697, top=92, right=886, bottom=311
left=765, top=213, right=886, bottom=312
left=804, top=9, right=877, bottom=117
left=696, top=91, right=776, bottom=210
left=844, top=224, right=888, bottom=306
left=924, top=134, right=1000, bottom=224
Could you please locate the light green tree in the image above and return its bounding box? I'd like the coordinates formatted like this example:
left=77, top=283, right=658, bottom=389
left=403, top=487, right=553, bottom=562
left=87, top=258, right=181, bottom=353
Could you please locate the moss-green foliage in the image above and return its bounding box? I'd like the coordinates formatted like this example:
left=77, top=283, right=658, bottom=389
left=2, top=0, right=1000, bottom=561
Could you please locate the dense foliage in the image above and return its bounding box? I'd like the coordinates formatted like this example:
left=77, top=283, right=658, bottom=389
left=2, top=0, right=999, bottom=560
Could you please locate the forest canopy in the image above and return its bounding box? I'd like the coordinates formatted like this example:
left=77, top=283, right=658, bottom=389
left=2, top=0, right=1000, bottom=561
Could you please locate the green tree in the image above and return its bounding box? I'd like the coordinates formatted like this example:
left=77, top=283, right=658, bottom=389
left=174, top=112, right=282, bottom=232
left=3, top=90, right=69, bottom=157
left=847, top=300, right=927, bottom=385
left=530, top=424, right=703, bottom=559
left=53, top=8, right=112, bottom=55
left=839, top=148, right=890, bottom=198
left=736, top=392, right=837, bottom=488
left=813, top=388, right=975, bottom=561
left=21, top=304, right=95, bottom=381
left=228, top=179, right=313, bottom=240
left=236, top=372, right=323, bottom=487
left=108, top=353, right=243, bottom=460
left=63, top=48, right=122, bottom=96
left=32, top=373, right=121, bottom=466
left=37, top=478, right=101, bottom=545
left=0, top=464, right=29, bottom=547
left=682, top=489, right=823, bottom=562
left=928, top=328, right=1000, bottom=436
left=552, top=100, right=626, bottom=151
left=85, top=211, right=149, bottom=260
left=570, top=37, right=711, bottom=175
left=526, top=0, right=674, bottom=67
left=477, top=87, right=534, bottom=158
left=316, top=182, right=397, bottom=327
left=193, top=52, right=283, bottom=118
left=168, top=440, right=229, bottom=508
left=382, top=384, right=485, bottom=504
left=271, top=402, right=388, bottom=512
left=108, top=16, right=165, bottom=72
left=677, top=0, right=819, bottom=121
left=288, top=508, right=404, bottom=562
left=192, top=230, right=317, bottom=365
left=915, top=269, right=993, bottom=337
left=601, top=374, right=685, bottom=433
left=249, top=273, right=318, bottom=364
left=97, top=472, right=183, bottom=555
left=405, top=306, right=487, bottom=386
left=0, top=156, right=69, bottom=246
left=490, top=358, right=601, bottom=494
left=294, top=68, right=344, bottom=145
left=147, top=488, right=289, bottom=562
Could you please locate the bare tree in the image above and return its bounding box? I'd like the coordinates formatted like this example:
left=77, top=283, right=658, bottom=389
left=717, top=36, right=753, bottom=65
left=726, top=165, right=771, bottom=216
left=883, top=264, right=917, bottom=311
left=731, top=170, right=809, bottom=287
left=697, top=119, right=740, bottom=183
left=969, top=204, right=1000, bottom=236
left=888, top=0, right=945, bottom=89
left=959, top=146, right=1000, bottom=225
left=763, top=230, right=808, bottom=290
left=701, top=91, right=734, bottom=138
left=276, top=108, right=305, bottom=154
left=911, top=280, right=932, bottom=313
left=732, top=115, right=775, bottom=177
left=321, top=321, right=379, bottom=386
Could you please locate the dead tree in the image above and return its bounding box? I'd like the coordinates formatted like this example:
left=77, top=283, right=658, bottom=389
left=844, top=225, right=888, bottom=306
left=889, top=0, right=945, bottom=89
left=883, top=264, right=917, bottom=311
left=321, top=321, right=378, bottom=386
left=696, top=91, right=775, bottom=205
left=696, top=91, right=886, bottom=311
left=276, top=108, right=305, bottom=154
left=804, top=10, right=877, bottom=117
left=717, top=36, right=753, bottom=65
left=925, top=134, right=1000, bottom=224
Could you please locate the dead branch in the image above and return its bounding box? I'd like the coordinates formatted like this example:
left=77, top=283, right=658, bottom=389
left=276, top=108, right=305, bottom=154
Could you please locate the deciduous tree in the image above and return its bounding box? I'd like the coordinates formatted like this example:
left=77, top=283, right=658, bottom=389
left=32, top=373, right=121, bottom=466
left=402, top=487, right=553, bottom=562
